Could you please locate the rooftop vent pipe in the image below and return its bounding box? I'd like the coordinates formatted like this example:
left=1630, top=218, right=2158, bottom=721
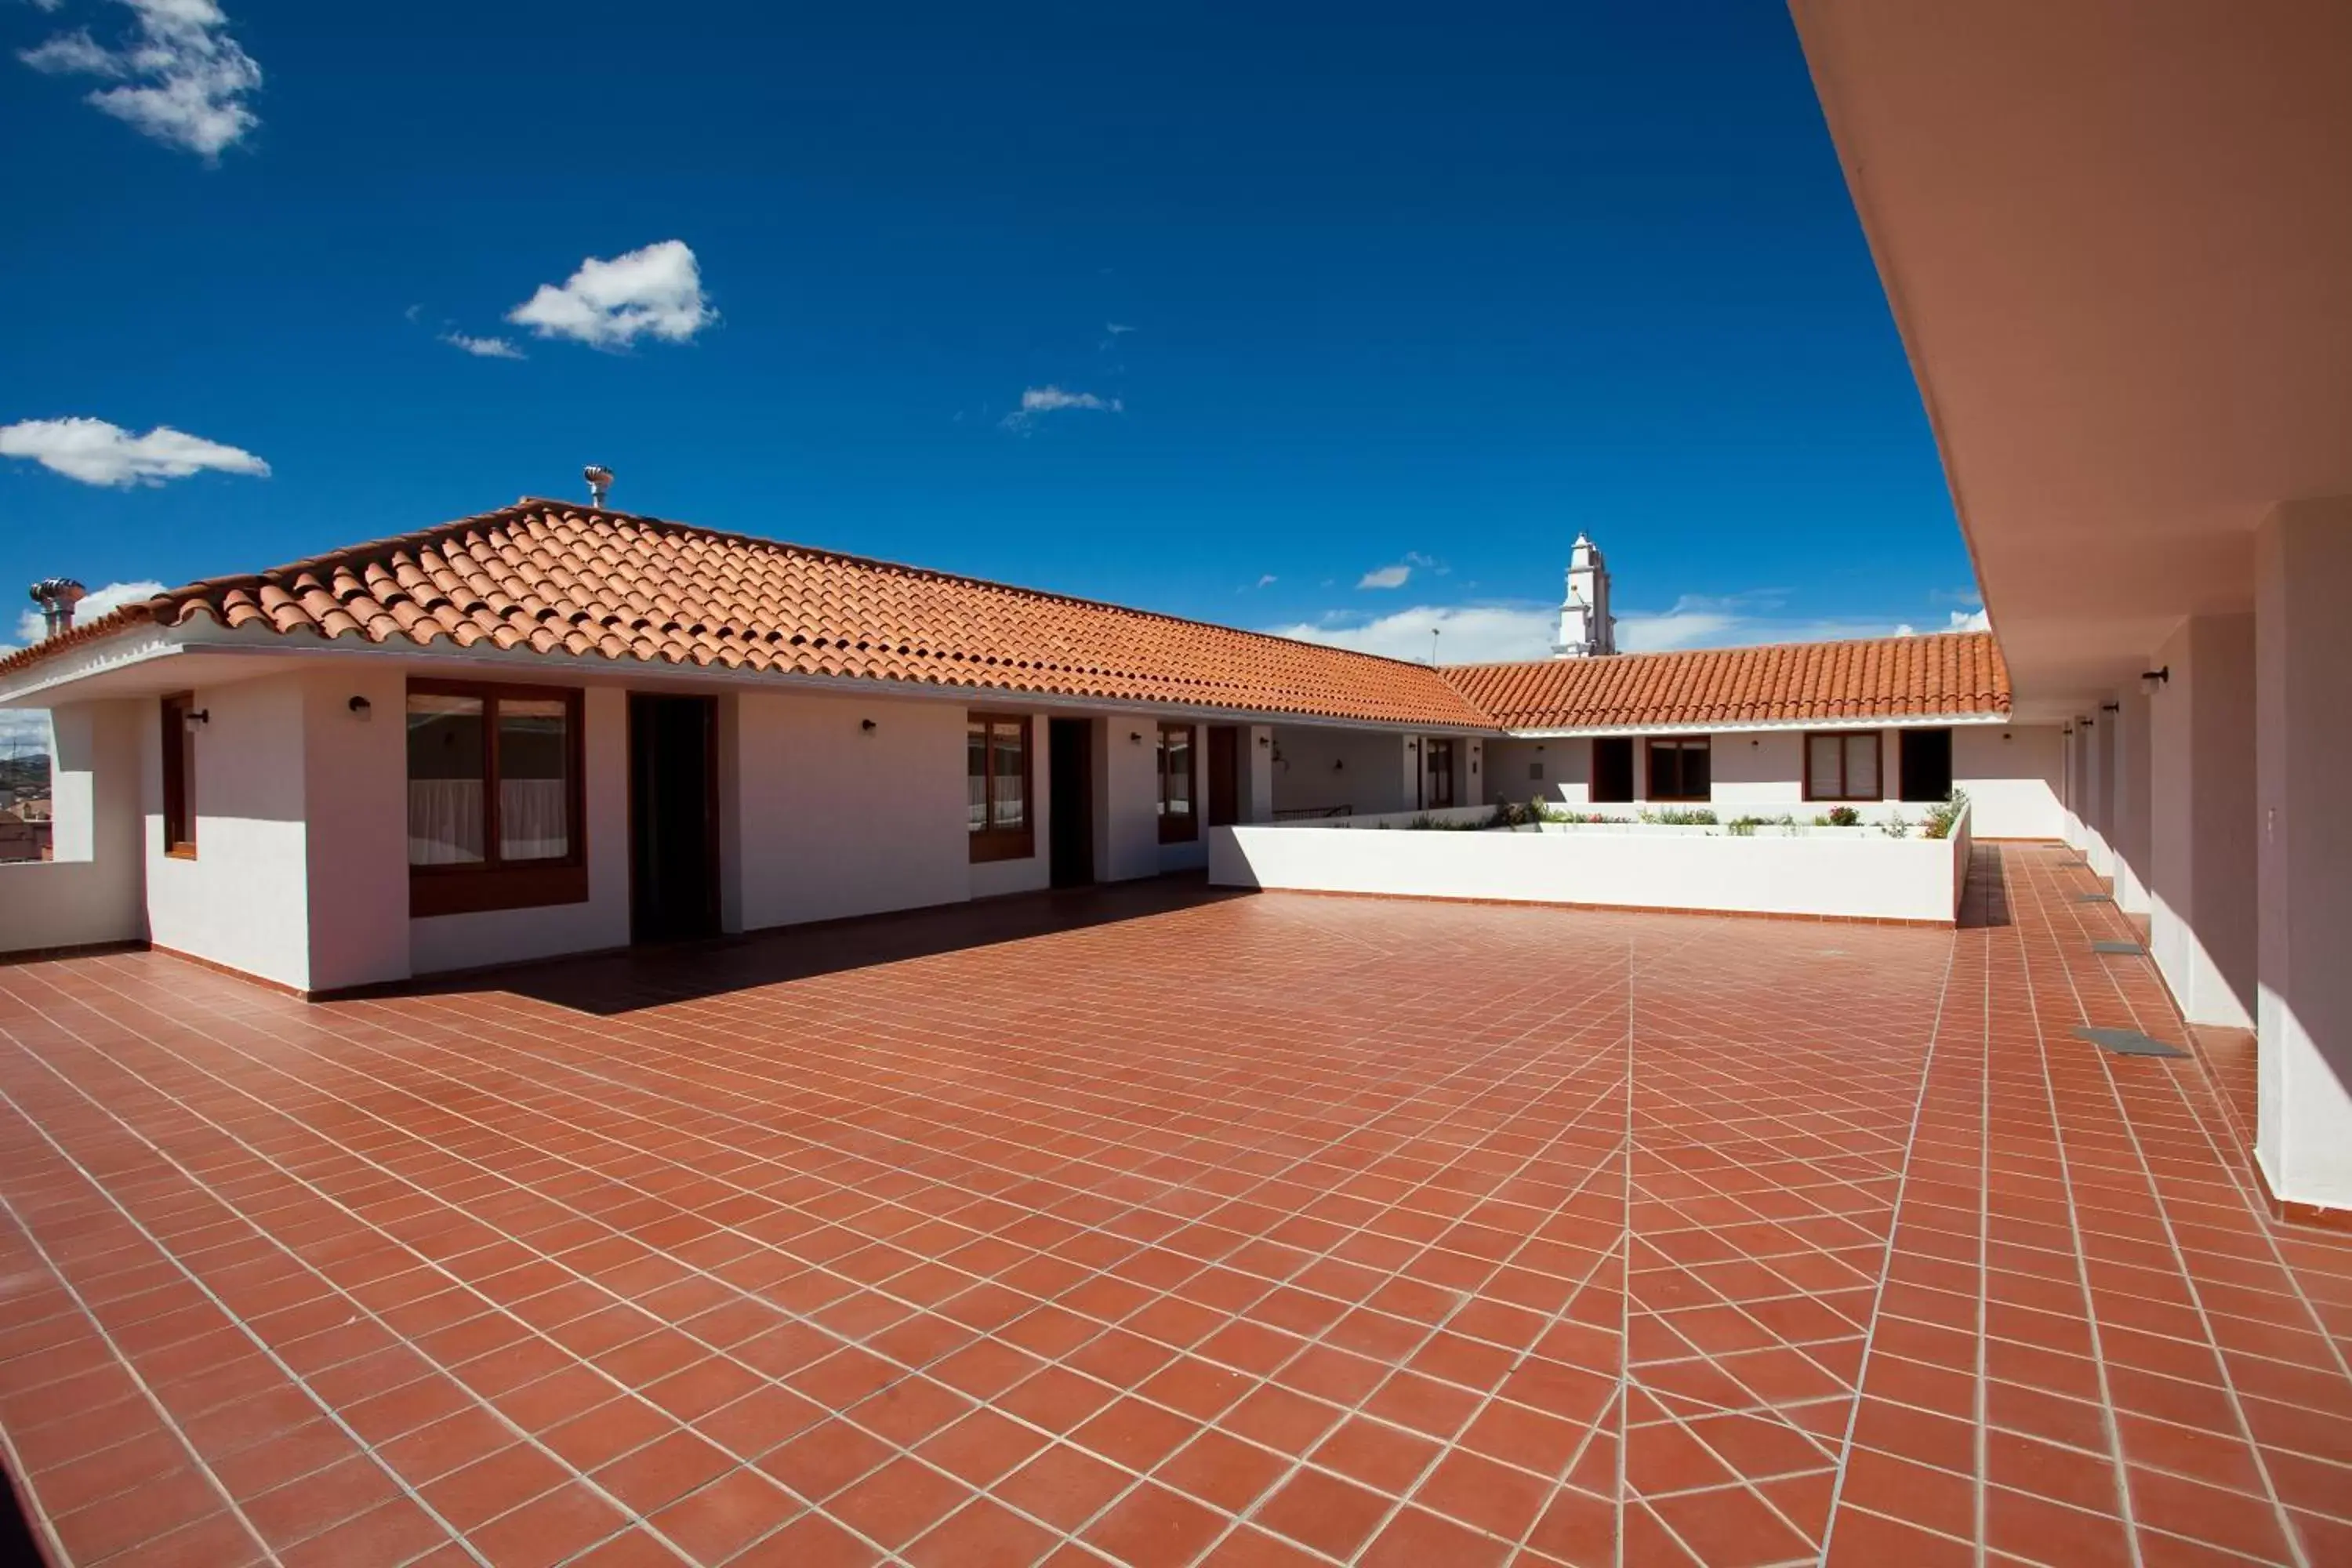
left=584, top=465, right=613, bottom=508
left=27, top=579, right=87, bottom=638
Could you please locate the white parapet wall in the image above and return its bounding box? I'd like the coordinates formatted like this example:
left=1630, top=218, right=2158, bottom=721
left=1210, top=804, right=1971, bottom=924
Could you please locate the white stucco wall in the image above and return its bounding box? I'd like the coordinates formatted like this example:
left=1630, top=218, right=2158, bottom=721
left=729, top=689, right=971, bottom=926
left=408, top=684, right=632, bottom=976
left=1210, top=818, right=1966, bottom=924
left=0, top=699, right=145, bottom=956
left=144, top=673, right=315, bottom=991
left=2253, top=497, right=2352, bottom=1210
left=2147, top=614, right=2256, bottom=1029
left=1269, top=728, right=1410, bottom=817
left=1952, top=724, right=2065, bottom=839
left=303, top=667, right=410, bottom=992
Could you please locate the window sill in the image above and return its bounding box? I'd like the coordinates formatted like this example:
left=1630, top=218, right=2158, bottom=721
left=411, top=862, right=589, bottom=919
left=163, top=845, right=198, bottom=861
left=969, top=832, right=1035, bottom=865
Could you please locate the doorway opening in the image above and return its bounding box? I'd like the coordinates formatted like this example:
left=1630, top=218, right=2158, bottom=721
left=629, top=694, right=719, bottom=942
left=1048, top=717, right=1094, bottom=888
left=1900, top=727, right=1955, bottom=801
left=1207, top=726, right=1243, bottom=829
left=1591, top=736, right=1635, bottom=804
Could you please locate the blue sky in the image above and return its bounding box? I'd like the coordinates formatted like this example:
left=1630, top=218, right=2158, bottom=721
left=1, top=0, right=1980, bottom=695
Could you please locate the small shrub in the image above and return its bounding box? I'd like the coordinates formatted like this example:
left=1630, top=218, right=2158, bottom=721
left=1726, top=816, right=1762, bottom=837
left=1922, top=787, right=1970, bottom=840
left=1881, top=812, right=1911, bottom=838
left=1826, top=806, right=1863, bottom=827
left=1648, top=808, right=1719, bottom=826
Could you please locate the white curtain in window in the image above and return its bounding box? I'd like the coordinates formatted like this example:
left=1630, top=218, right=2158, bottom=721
left=501, top=779, right=569, bottom=860
left=408, top=780, right=484, bottom=864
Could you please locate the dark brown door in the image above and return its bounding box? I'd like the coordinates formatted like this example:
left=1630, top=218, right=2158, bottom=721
left=1048, top=717, right=1094, bottom=887
left=1592, top=736, right=1635, bottom=804
left=629, top=694, right=719, bottom=942
left=1207, top=726, right=1241, bottom=827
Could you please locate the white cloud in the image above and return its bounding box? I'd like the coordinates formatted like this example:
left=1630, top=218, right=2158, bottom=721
left=441, top=332, right=524, bottom=360
left=10, top=579, right=167, bottom=646
left=1944, top=607, right=1990, bottom=632
left=507, top=240, right=714, bottom=350
left=19, top=0, right=262, bottom=160
left=1105, top=322, right=1135, bottom=336
left=1267, top=604, right=1557, bottom=666
left=1254, top=574, right=1277, bottom=590
left=0, top=710, right=52, bottom=754
left=1356, top=551, right=1437, bottom=591
left=1270, top=587, right=1964, bottom=667
left=0, top=417, right=269, bottom=487
left=1000, top=385, right=1123, bottom=432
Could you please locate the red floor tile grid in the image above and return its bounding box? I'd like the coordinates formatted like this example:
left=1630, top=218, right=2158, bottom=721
left=0, top=845, right=2344, bottom=1567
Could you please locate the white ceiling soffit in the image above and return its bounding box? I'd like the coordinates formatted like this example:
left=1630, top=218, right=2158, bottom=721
left=1788, top=0, right=2352, bottom=704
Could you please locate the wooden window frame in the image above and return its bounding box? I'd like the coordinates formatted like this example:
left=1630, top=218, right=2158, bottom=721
left=407, top=679, right=588, bottom=918
left=160, top=691, right=197, bottom=858
left=1157, top=722, right=1199, bottom=843
left=1644, top=736, right=1711, bottom=803
left=1804, top=730, right=1884, bottom=803
left=968, top=713, right=1036, bottom=864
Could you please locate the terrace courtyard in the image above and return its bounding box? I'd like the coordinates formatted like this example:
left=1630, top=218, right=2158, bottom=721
left=0, top=843, right=2344, bottom=1568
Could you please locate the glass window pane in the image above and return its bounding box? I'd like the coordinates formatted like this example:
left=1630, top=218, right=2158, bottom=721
left=991, top=724, right=1025, bottom=829
left=408, top=695, right=485, bottom=865
left=1685, top=741, right=1710, bottom=798
left=1164, top=728, right=1192, bottom=815
left=967, top=722, right=987, bottom=832
left=1848, top=735, right=1881, bottom=800
left=498, top=698, right=571, bottom=861
left=1809, top=735, right=1843, bottom=798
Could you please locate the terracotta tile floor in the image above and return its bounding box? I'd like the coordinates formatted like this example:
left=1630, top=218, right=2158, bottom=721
left=0, top=844, right=2346, bottom=1567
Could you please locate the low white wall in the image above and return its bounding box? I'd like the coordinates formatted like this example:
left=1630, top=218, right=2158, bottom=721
left=1210, top=813, right=1966, bottom=923
left=1954, top=724, right=2064, bottom=839
left=1300, top=804, right=1500, bottom=831
left=0, top=700, right=144, bottom=956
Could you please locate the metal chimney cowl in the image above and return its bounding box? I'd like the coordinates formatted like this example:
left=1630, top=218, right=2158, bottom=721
left=27, top=579, right=88, bottom=638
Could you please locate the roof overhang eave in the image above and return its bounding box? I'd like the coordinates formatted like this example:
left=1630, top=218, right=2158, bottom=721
left=2, top=618, right=1501, bottom=735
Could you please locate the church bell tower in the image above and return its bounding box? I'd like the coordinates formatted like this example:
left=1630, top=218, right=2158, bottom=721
left=1551, top=532, right=1617, bottom=659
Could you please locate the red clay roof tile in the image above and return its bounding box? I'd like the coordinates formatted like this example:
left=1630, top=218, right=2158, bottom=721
left=1439, top=631, right=2008, bottom=729
left=0, top=502, right=2009, bottom=732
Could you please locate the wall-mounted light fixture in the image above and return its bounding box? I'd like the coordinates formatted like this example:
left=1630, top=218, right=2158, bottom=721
left=1333, top=759, right=1345, bottom=771
left=183, top=708, right=209, bottom=734
left=1406, top=739, right=1419, bottom=750
left=2139, top=666, right=2170, bottom=696
left=347, top=695, right=372, bottom=721
left=2100, top=702, right=2120, bottom=713
left=1257, top=735, right=1270, bottom=747
left=860, top=718, right=877, bottom=733
left=1129, top=730, right=1143, bottom=745
left=2003, top=731, right=2013, bottom=742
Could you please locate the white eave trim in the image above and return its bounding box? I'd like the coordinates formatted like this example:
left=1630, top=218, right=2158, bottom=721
left=0, top=623, right=187, bottom=705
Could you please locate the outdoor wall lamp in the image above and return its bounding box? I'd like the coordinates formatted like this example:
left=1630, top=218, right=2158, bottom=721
left=2100, top=702, right=2121, bottom=713
left=183, top=709, right=209, bottom=733
left=860, top=718, right=877, bottom=733
left=1406, top=739, right=1419, bottom=750
left=1258, top=735, right=1270, bottom=747
left=347, top=695, right=372, bottom=721
left=2140, top=666, right=2169, bottom=695
left=1129, top=731, right=1142, bottom=745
